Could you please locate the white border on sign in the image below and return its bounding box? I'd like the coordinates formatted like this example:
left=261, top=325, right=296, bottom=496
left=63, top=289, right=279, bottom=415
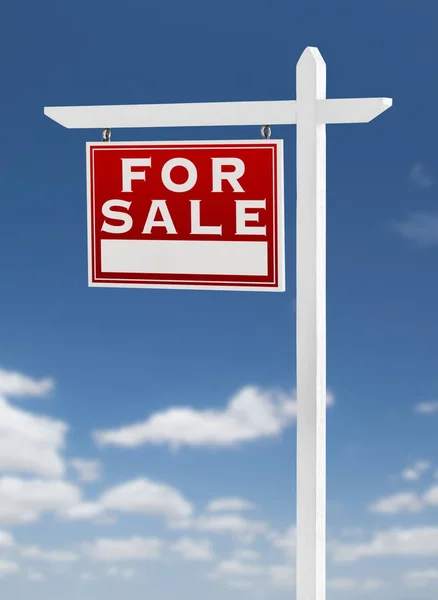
left=86, top=140, right=285, bottom=292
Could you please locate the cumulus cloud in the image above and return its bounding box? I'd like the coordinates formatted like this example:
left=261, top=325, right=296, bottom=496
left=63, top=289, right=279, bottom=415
left=171, top=514, right=269, bottom=543
left=27, top=570, right=46, bottom=582
left=403, top=569, right=438, bottom=588
left=215, top=559, right=265, bottom=577
left=83, top=535, right=214, bottom=564
left=0, top=559, right=19, bottom=576
left=409, top=163, right=435, bottom=188
left=107, top=566, right=135, bottom=580
left=0, top=477, right=80, bottom=526
left=61, top=502, right=105, bottom=521
left=99, top=478, right=193, bottom=519
left=70, top=459, right=101, bottom=482
left=93, top=386, right=335, bottom=450
left=206, top=497, right=256, bottom=513
left=327, top=578, right=356, bottom=591
left=369, top=492, right=423, bottom=514
left=60, top=477, right=193, bottom=526
left=363, top=579, right=385, bottom=591
left=340, top=528, right=364, bottom=538
left=0, top=368, right=54, bottom=398
left=170, top=537, right=214, bottom=560
left=83, top=537, right=165, bottom=561
left=0, top=530, right=15, bottom=547
left=226, top=579, right=254, bottom=589
left=21, top=546, right=78, bottom=563
left=268, top=564, right=295, bottom=589
left=232, top=549, right=260, bottom=561
left=414, top=401, right=438, bottom=414
left=392, top=212, right=438, bottom=247
left=368, top=484, right=438, bottom=516
left=423, top=485, right=438, bottom=505
left=210, top=551, right=295, bottom=591
left=0, top=368, right=67, bottom=479
left=402, top=460, right=431, bottom=481
left=331, top=527, right=438, bottom=562
left=0, top=396, right=67, bottom=478
left=269, top=526, right=296, bottom=556
left=327, top=578, right=383, bottom=592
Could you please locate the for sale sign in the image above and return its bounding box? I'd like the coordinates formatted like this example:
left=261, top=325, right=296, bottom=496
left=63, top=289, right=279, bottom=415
left=86, top=141, right=284, bottom=291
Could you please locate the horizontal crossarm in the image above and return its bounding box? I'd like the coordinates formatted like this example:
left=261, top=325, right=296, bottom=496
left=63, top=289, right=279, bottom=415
left=44, top=97, right=391, bottom=129
left=44, top=100, right=297, bottom=129
left=320, top=97, right=392, bottom=124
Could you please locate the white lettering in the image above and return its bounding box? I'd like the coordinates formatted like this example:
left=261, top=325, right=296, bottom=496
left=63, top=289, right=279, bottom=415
left=190, top=200, right=222, bottom=235
left=121, top=158, right=152, bottom=192
left=235, top=200, right=266, bottom=235
left=162, top=158, right=197, bottom=193
left=101, top=200, right=133, bottom=234
left=212, top=158, right=245, bottom=192
left=142, top=200, right=177, bottom=234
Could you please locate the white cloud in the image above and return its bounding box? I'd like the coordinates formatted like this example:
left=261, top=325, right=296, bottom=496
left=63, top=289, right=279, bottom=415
left=368, top=484, right=438, bottom=516
left=60, top=477, right=193, bottom=526
left=94, top=514, right=118, bottom=525
left=170, top=537, right=214, bottom=560
left=0, top=368, right=54, bottom=398
left=0, top=396, right=67, bottom=478
left=0, top=477, right=80, bottom=525
left=232, top=549, right=260, bottom=561
left=327, top=578, right=357, bottom=591
left=402, top=460, right=431, bottom=481
left=80, top=571, right=96, bottom=581
left=93, top=386, right=335, bottom=450
left=363, top=579, right=385, bottom=591
left=83, top=537, right=165, bottom=561
left=21, top=545, right=78, bottom=563
left=269, top=526, right=296, bottom=556
left=340, top=528, right=364, bottom=538
left=62, top=502, right=105, bottom=521
left=107, top=566, right=135, bottom=580
left=206, top=497, right=256, bottom=513
left=403, top=569, right=438, bottom=588
left=0, top=530, right=15, bottom=547
left=227, top=579, right=254, bottom=589
left=423, top=485, right=438, bottom=505
left=268, top=565, right=295, bottom=589
left=27, top=570, right=46, bottom=582
left=99, top=478, right=193, bottom=520
left=70, top=459, right=101, bottom=482
left=172, top=514, right=269, bottom=543
left=327, top=578, right=384, bottom=592
left=369, top=492, right=423, bottom=514
left=392, top=212, right=438, bottom=247
left=211, top=553, right=295, bottom=591
left=0, top=559, right=19, bottom=575
left=209, top=549, right=261, bottom=585
left=409, top=163, right=435, bottom=188
left=331, top=527, right=438, bottom=562
left=215, top=559, right=264, bottom=576
left=414, top=401, right=438, bottom=414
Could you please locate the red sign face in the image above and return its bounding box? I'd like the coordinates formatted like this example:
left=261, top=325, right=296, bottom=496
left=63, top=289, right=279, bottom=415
left=87, top=141, right=284, bottom=291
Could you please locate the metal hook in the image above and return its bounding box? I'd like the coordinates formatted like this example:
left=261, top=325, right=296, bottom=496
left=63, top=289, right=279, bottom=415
left=261, top=125, right=271, bottom=140
left=102, top=128, right=111, bottom=142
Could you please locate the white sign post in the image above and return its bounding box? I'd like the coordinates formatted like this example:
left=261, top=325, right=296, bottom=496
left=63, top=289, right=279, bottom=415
left=45, top=47, right=392, bottom=600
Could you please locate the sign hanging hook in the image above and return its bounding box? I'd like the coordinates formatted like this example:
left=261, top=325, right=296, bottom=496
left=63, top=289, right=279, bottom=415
left=261, top=125, right=271, bottom=140
left=102, top=128, right=111, bottom=142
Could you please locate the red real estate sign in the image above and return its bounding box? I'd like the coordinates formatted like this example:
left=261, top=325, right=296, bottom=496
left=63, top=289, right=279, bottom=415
left=87, top=141, right=284, bottom=291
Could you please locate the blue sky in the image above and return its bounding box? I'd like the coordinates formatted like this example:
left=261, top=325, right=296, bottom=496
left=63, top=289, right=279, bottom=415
left=0, top=0, right=438, bottom=598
